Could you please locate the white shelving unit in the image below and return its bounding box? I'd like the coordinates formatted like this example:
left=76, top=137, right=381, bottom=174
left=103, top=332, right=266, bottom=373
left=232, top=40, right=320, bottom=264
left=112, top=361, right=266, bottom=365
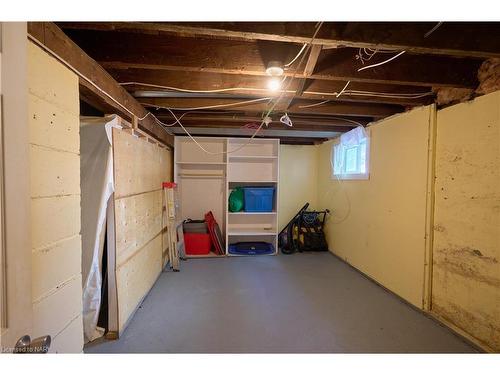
left=174, top=136, right=280, bottom=257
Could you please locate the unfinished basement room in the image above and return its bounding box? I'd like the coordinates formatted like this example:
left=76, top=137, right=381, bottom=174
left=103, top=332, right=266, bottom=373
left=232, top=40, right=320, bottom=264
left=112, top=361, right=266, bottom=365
left=1, top=3, right=500, bottom=372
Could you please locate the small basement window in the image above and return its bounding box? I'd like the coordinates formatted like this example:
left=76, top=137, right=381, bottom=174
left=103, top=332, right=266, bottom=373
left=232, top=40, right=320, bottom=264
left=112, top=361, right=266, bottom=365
left=332, top=126, right=370, bottom=180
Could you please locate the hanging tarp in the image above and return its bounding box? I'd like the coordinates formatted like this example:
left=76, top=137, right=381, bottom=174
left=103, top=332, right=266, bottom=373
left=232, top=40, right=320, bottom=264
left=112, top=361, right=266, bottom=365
left=80, top=115, right=120, bottom=343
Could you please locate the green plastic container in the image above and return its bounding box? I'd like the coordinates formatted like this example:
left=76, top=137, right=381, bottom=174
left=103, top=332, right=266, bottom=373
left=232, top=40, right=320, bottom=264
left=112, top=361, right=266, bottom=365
left=229, top=187, right=244, bottom=212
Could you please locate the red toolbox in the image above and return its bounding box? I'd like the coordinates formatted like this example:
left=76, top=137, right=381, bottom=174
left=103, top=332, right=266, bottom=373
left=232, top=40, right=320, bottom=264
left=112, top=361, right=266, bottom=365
left=184, top=232, right=211, bottom=255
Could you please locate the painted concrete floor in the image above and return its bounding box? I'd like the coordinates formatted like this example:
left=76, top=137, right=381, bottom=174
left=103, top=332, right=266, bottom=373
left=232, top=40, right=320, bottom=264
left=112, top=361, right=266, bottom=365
left=86, top=253, right=476, bottom=353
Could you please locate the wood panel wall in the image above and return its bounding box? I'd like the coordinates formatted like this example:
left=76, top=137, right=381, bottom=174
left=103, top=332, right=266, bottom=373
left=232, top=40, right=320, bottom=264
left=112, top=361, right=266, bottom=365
left=28, top=42, right=83, bottom=352
left=112, top=128, right=172, bottom=333
left=432, top=91, right=500, bottom=352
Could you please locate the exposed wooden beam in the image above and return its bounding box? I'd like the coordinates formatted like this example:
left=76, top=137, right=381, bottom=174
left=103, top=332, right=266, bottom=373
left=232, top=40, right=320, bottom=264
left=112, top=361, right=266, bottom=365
left=57, top=22, right=500, bottom=59
left=27, top=22, right=174, bottom=146
left=284, top=44, right=323, bottom=109
left=139, top=97, right=403, bottom=118
left=313, top=48, right=481, bottom=88
left=154, top=114, right=361, bottom=132
left=114, top=69, right=434, bottom=106
left=61, top=29, right=482, bottom=88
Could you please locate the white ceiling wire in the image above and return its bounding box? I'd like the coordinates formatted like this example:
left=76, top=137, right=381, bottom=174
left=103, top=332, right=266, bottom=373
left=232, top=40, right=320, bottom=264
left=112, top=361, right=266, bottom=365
left=357, top=50, right=406, bottom=72
left=147, top=22, right=326, bottom=155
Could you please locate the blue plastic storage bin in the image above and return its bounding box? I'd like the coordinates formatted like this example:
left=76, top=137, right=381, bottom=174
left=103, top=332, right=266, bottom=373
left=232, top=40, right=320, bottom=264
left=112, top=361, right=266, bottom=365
left=243, top=187, right=275, bottom=212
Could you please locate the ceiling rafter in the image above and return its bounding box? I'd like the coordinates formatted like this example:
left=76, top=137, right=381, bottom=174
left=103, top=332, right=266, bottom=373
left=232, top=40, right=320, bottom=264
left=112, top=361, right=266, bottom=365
left=57, top=21, right=500, bottom=59
left=52, top=21, right=500, bottom=144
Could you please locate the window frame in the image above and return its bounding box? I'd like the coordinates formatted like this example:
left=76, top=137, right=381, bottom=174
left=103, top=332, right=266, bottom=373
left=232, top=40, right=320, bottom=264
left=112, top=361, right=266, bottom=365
left=331, top=127, right=370, bottom=181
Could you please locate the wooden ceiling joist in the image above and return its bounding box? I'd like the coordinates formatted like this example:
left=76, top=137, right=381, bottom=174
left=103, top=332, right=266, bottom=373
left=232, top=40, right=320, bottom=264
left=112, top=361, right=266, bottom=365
left=28, top=22, right=174, bottom=147
left=154, top=114, right=361, bottom=132
left=283, top=44, right=323, bottom=109
left=51, top=21, right=500, bottom=144
left=140, top=97, right=402, bottom=118
left=116, top=70, right=434, bottom=107
left=61, top=29, right=481, bottom=89
left=57, top=22, right=500, bottom=59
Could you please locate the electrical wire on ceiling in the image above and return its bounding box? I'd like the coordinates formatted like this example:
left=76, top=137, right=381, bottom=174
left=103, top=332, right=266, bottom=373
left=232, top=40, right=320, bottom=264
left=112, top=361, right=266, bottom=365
left=299, top=89, right=434, bottom=109
left=120, top=81, right=294, bottom=95
left=284, top=22, right=323, bottom=68
left=298, top=99, right=331, bottom=109
left=140, top=97, right=272, bottom=111
left=26, top=33, right=177, bottom=142
left=336, top=81, right=351, bottom=98
left=144, top=21, right=325, bottom=155
left=357, top=50, right=406, bottom=72
left=284, top=43, right=308, bottom=68
left=424, top=22, right=443, bottom=38
left=356, top=47, right=402, bottom=65
left=342, top=90, right=433, bottom=98
left=125, top=80, right=433, bottom=101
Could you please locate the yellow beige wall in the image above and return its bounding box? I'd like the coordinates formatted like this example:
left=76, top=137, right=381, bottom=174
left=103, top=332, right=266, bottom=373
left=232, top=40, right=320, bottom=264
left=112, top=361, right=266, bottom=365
left=316, top=106, right=435, bottom=308
left=28, top=42, right=83, bottom=352
left=278, top=145, right=319, bottom=231
left=432, top=91, right=500, bottom=352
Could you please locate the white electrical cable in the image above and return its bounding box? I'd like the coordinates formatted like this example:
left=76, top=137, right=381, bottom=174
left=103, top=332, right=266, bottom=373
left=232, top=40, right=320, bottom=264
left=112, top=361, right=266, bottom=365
left=138, top=110, right=191, bottom=126
left=424, top=22, right=443, bottom=38
left=327, top=144, right=352, bottom=224
left=300, top=90, right=433, bottom=107
left=120, top=81, right=295, bottom=95
left=163, top=108, right=268, bottom=155
left=298, top=99, right=331, bottom=109
left=357, top=50, right=406, bottom=72
left=284, top=43, right=308, bottom=68
left=27, top=33, right=175, bottom=141
left=336, top=81, right=351, bottom=98
left=343, top=90, right=433, bottom=99
left=141, top=97, right=272, bottom=111
left=147, top=21, right=325, bottom=155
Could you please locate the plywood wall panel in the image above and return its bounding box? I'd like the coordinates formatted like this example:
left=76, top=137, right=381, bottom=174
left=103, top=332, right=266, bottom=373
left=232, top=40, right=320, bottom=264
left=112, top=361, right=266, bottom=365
left=31, top=195, right=81, bottom=250
left=433, top=91, right=500, bottom=352
left=49, top=314, right=84, bottom=353
left=32, top=235, right=81, bottom=302
left=29, top=96, right=80, bottom=154
left=115, top=190, right=162, bottom=267
left=317, top=106, right=434, bottom=308
left=112, top=128, right=172, bottom=334
left=30, top=145, right=80, bottom=197
left=28, top=42, right=83, bottom=352
left=32, top=274, right=82, bottom=340
left=27, top=42, right=79, bottom=115
left=116, top=234, right=162, bottom=331
left=113, top=128, right=163, bottom=198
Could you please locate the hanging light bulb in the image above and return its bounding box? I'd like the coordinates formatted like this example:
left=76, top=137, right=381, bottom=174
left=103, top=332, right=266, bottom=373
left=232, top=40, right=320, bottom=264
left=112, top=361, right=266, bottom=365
left=268, top=77, right=282, bottom=92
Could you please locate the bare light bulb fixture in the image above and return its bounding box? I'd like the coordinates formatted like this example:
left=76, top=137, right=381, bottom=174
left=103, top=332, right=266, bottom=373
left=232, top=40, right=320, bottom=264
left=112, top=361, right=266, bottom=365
left=267, top=77, right=282, bottom=92
left=266, top=61, right=284, bottom=92
left=265, top=61, right=284, bottom=77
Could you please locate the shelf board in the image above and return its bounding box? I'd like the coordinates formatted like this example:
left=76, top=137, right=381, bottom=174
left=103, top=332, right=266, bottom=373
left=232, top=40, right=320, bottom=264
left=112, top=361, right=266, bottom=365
left=228, top=229, right=277, bottom=236
left=176, top=161, right=226, bottom=165
left=229, top=211, right=276, bottom=215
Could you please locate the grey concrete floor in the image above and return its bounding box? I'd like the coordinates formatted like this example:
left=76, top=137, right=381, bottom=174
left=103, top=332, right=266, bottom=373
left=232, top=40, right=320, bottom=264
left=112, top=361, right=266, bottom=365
left=86, top=253, right=476, bottom=353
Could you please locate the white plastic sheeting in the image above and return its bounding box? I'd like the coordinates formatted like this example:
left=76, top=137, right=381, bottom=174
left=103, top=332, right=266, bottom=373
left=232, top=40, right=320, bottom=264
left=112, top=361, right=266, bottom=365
left=332, top=126, right=370, bottom=180
left=80, top=115, right=120, bottom=343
